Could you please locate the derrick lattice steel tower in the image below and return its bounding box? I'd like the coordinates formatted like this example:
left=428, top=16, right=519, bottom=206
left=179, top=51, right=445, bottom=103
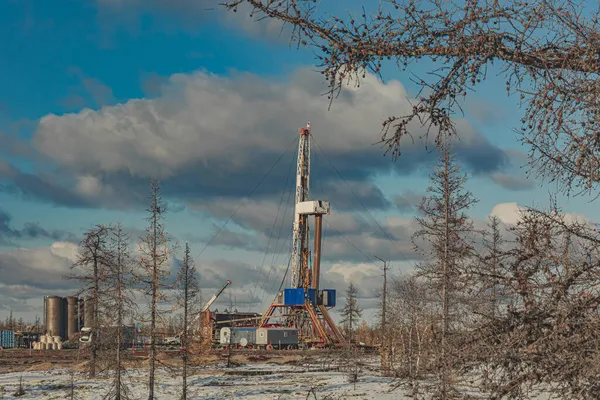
left=260, top=122, right=345, bottom=347
left=290, top=122, right=311, bottom=289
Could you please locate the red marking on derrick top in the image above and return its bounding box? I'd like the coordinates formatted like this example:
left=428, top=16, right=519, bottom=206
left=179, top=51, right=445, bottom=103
left=299, top=121, right=311, bottom=135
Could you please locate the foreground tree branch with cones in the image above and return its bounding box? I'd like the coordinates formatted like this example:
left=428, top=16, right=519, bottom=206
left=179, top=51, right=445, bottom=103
left=223, top=0, right=600, bottom=196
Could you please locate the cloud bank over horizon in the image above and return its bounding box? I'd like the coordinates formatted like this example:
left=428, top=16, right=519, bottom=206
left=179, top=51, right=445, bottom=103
left=1, top=67, right=522, bottom=211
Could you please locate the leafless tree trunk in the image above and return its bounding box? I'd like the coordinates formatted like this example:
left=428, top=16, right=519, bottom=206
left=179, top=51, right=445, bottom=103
left=104, top=223, right=135, bottom=400
left=375, top=256, right=392, bottom=376
left=114, top=226, right=125, bottom=400
left=66, top=225, right=111, bottom=378
left=440, top=143, right=450, bottom=399
left=138, top=179, right=172, bottom=400
left=176, top=243, right=200, bottom=400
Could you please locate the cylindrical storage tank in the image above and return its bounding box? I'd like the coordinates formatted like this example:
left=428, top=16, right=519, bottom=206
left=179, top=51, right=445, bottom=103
left=45, top=296, right=63, bottom=338
left=66, top=296, right=78, bottom=340
left=43, top=296, right=47, bottom=333
left=84, top=297, right=94, bottom=328
left=78, top=299, right=85, bottom=331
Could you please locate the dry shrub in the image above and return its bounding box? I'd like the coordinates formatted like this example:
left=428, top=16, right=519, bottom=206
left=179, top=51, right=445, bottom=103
left=156, top=351, right=172, bottom=361
left=188, top=341, right=211, bottom=355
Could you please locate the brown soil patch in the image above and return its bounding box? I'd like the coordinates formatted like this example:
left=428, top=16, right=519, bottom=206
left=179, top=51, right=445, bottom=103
left=246, top=354, right=271, bottom=362
left=70, top=361, right=90, bottom=372
left=189, top=353, right=220, bottom=365
left=25, top=362, right=55, bottom=371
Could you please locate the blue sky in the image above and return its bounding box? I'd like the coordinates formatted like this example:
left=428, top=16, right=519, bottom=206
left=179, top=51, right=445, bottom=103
left=0, top=0, right=597, bottom=324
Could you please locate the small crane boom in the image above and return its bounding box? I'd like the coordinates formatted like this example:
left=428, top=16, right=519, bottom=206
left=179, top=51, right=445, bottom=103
left=185, top=279, right=232, bottom=336
left=201, top=279, right=232, bottom=312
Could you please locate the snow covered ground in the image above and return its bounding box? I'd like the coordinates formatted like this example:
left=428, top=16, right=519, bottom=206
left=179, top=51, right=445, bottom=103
left=0, top=359, right=404, bottom=399
left=0, top=354, right=557, bottom=399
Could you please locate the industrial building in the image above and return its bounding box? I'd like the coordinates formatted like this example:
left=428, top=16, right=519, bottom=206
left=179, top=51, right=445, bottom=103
left=198, top=309, right=262, bottom=345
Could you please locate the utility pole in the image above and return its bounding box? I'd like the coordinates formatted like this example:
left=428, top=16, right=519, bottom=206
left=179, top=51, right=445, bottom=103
left=227, top=293, right=234, bottom=367
left=374, top=255, right=390, bottom=375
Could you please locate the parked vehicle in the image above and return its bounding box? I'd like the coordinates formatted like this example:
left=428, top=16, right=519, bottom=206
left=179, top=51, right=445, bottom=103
left=164, top=335, right=181, bottom=346
left=78, top=325, right=135, bottom=349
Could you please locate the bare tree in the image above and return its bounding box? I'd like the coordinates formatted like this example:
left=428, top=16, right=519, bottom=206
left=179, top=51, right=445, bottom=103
left=389, top=275, right=433, bottom=379
left=104, top=223, right=136, bottom=400
left=223, top=0, right=600, bottom=199
left=175, top=243, right=200, bottom=400
left=465, top=205, right=600, bottom=398
left=387, top=274, right=439, bottom=398
left=138, top=179, right=172, bottom=400
left=413, top=138, right=477, bottom=398
left=66, top=225, right=112, bottom=377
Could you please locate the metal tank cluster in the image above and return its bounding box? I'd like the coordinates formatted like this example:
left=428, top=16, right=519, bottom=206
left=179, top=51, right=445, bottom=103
left=43, top=295, right=94, bottom=341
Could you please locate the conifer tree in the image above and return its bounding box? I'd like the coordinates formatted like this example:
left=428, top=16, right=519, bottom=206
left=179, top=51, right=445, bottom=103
left=481, top=216, right=504, bottom=321
left=413, top=137, right=477, bottom=398
left=340, top=282, right=362, bottom=341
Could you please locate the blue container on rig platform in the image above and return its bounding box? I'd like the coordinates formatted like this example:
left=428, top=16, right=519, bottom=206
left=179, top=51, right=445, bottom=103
left=305, top=288, right=317, bottom=304
left=283, top=288, right=305, bottom=306
left=1, top=330, right=15, bottom=348
left=323, top=289, right=336, bottom=307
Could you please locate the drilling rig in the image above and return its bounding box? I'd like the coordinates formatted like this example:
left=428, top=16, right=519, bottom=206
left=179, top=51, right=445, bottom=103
left=260, top=122, right=345, bottom=347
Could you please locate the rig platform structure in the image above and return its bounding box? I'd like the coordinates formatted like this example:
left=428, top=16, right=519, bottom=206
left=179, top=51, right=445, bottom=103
left=259, top=122, right=345, bottom=347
